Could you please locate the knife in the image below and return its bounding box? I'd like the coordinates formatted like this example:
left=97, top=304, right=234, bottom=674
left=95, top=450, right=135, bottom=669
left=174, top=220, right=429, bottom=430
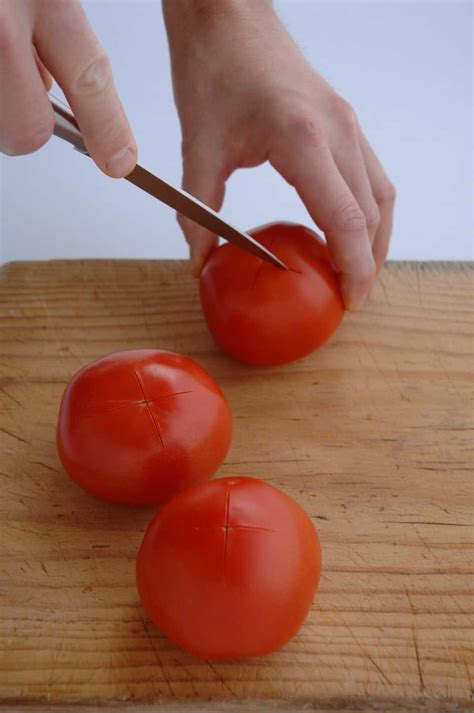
left=50, top=94, right=287, bottom=270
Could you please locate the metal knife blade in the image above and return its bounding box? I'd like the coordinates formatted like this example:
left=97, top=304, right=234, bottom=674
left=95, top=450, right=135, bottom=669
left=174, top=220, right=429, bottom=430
left=125, top=166, right=288, bottom=269
left=49, top=94, right=288, bottom=270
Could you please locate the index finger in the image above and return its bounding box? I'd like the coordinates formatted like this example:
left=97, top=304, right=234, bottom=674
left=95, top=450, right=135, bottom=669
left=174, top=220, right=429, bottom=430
left=35, top=0, right=137, bottom=178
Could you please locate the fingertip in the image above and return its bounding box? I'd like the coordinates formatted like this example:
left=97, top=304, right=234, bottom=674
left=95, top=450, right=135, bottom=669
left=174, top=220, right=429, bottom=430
left=191, top=257, right=205, bottom=278
left=373, top=242, right=389, bottom=275
left=182, top=223, right=218, bottom=278
left=104, top=142, right=137, bottom=178
left=339, top=274, right=371, bottom=312
left=335, top=243, right=377, bottom=311
left=189, top=242, right=214, bottom=278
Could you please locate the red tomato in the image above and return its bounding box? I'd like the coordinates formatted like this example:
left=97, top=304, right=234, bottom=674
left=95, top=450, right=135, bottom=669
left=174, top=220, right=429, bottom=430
left=136, top=476, right=321, bottom=659
left=200, top=222, right=344, bottom=365
left=57, top=350, right=232, bottom=506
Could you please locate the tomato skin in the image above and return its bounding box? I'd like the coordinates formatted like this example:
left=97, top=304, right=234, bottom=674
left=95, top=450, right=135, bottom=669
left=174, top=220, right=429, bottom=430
left=200, top=222, right=344, bottom=366
left=136, top=476, right=321, bottom=659
left=57, top=350, right=232, bottom=506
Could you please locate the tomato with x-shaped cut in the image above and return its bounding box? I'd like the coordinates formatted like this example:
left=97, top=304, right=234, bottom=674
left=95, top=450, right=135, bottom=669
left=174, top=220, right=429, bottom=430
left=57, top=349, right=232, bottom=506
left=136, top=476, right=321, bottom=659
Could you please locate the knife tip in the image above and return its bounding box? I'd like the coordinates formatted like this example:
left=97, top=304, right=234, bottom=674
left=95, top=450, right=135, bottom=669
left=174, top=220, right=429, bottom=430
left=272, top=255, right=289, bottom=270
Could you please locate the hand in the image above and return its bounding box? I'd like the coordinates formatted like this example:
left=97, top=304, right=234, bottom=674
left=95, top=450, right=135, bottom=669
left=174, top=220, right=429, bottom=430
left=163, top=0, right=395, bottom=310
left=0, top=0, right=136, bottom=177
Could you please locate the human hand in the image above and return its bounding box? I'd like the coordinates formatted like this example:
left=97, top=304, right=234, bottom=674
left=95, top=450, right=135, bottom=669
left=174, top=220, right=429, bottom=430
left=163, top=0, right=395, bottom=310
left=0, top=0, right=136, bottom=177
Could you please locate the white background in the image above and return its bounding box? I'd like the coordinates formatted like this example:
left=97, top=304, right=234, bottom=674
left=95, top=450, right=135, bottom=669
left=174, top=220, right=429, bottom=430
left=1, top=0, right=472, bottom=264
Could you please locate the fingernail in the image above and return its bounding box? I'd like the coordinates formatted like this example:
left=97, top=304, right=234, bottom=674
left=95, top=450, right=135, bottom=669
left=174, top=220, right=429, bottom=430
left=106, top=146, right=136, bottom=178
left=340, top=275, right=368, bottom=312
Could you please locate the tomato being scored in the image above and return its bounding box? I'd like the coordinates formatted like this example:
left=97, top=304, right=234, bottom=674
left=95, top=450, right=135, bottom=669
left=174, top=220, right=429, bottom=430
left=57, top=350, right=232, bottom=506
left=200, top=222, right=345, bottom=366
left=136, top=477, right=321, bottom=659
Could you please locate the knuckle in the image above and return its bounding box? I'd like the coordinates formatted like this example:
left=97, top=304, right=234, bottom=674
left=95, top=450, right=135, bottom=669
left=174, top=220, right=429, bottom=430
left=365, top=203, right=381, bottom=232
left=376, top=179, right=397, bottom=206
left=4, top=119, right=53, bottom=155
left=331, top=94, right=358, bottom=137
left=272, top=90, right=326, bottom=148
left=266, top=89, right=326, bottom=150
left=71, top=49, right=112, bottom=96
left=333, top=198, right=367, bottom=233
left=288, top=112, right=325, bottom=148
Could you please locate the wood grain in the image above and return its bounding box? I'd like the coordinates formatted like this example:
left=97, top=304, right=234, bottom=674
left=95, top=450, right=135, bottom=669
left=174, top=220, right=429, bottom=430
left=0, top=260, right=472, bottom=711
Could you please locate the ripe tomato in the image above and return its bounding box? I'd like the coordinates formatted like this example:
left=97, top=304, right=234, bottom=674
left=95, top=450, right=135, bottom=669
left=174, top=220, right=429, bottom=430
left=200, top=222, right=344, bottom=366
left=136, top=476, right=321, bottom=659
left=57, top=350, right=232, bottom=506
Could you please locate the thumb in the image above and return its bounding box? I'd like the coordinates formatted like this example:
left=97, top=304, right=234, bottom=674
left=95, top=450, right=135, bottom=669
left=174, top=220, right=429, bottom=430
left=179, top=151, right=226, bottom=276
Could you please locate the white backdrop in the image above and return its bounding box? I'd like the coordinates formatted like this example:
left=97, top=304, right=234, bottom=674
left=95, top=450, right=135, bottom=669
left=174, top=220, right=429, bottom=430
left=1, top=0, right=472, bottom=264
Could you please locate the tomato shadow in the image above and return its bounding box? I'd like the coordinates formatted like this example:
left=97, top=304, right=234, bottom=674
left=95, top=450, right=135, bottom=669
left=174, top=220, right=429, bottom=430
left=31, top=457, right=254, bottom=696
left=17, top=437, right=154, bottom=590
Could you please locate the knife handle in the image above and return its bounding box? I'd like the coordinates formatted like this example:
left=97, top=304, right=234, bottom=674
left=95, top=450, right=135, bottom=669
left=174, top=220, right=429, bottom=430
left=49, top=94, right=89, bottom=155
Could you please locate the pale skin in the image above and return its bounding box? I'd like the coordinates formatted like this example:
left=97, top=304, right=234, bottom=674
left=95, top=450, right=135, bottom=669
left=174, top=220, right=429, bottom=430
left=0, top=0, right=395, bottom=311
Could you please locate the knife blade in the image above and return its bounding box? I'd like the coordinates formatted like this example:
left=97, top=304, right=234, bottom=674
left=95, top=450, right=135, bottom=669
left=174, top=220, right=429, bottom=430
left=49, top=94, right=288, bottom=270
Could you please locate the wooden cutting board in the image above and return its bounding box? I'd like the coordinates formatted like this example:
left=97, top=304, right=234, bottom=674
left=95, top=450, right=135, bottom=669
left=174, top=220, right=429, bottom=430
left=0, top=260, right=472, bottom=712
